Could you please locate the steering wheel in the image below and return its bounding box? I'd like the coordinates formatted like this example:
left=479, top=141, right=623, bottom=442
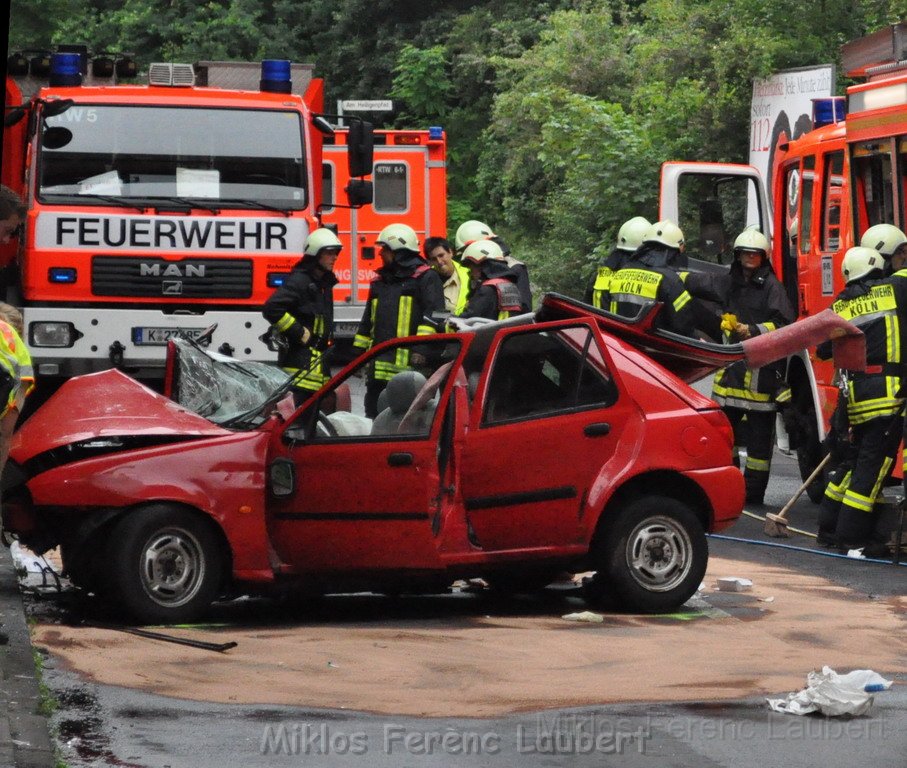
left=316, top=411, right=339, bottom=437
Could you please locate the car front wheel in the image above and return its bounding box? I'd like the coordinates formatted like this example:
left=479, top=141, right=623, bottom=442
left=587, top=496, right=707, bottom=613
left=108, top=505, right=223, bottom=624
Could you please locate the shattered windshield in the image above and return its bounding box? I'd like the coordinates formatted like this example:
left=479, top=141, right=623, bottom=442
left=38, top=105, right=307, bottom=209
left=169, top=338, right=291, bottom=425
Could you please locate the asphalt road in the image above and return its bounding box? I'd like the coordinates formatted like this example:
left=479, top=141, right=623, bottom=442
left=25, top=449, right=905, bottom=768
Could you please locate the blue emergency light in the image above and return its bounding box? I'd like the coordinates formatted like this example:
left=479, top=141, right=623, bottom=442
left=429, top=126, right=444, bottom=140
left=48, top=267, right=77, bottom=283
left=260, top=60, right=292, bottom=94
left=812, top=97, right=845, bottom=128
left=49, top=52, right=82, bottom=87
left=267, top=272, right=289, bottom=287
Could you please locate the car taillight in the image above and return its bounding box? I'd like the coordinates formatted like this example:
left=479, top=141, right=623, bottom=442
left=699, top=408, right=735, bottom=455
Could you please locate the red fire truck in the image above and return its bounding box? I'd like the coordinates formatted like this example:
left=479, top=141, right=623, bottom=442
left=1, top=51, right=446, bottom=383
left=660, top=23, right=907, bottom=499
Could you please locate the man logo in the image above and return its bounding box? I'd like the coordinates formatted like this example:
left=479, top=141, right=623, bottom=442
left=162, top=281, right=184, bottom=295
left=140, top=263, right=207, bottom=278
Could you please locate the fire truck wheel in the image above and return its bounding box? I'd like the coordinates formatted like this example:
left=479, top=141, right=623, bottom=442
left=108, top=505, right=224, bottom=624
left=586, top=496, right=707, bottom=614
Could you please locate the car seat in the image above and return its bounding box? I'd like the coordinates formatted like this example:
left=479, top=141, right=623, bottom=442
left=371, top=370, right=428, bottom=435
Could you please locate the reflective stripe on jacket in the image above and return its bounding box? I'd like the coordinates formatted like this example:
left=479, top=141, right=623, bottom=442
left=0, top=322, right=34, bottom=416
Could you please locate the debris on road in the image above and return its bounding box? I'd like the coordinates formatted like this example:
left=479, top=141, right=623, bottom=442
left=562, top=611, right=605, bottom=623
left=716, top=577, right=753, bottom=592
left=767, top=666, right=893, bottom=716
left=94, top=624, right=238, bottom=653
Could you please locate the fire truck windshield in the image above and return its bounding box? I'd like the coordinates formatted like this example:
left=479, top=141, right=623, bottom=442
left=37, top=105, right=307, bottom=210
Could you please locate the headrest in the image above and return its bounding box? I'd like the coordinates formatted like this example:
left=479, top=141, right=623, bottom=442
left=385, top=370, right=427, bottom=414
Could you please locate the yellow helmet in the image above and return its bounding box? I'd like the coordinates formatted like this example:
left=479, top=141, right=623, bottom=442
left=860, top=223, right=907, bottom=257
left=733, top=228, right=770, bottom=257
left=841, top=246, right=884, bottom=283
left=376, top=223, right=420, bottom=253
left=616, top=216, right=650, bottom=252
left=304, top=227, right=342, bottom=257
left=643, top=219, right=684, bottom=249
left=454, top=220, right=495, bottom=251
left=461, top=239, right=505, bottom=265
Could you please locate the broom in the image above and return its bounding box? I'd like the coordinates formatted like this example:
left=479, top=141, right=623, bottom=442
left=764, top=454, right=832, bottom=537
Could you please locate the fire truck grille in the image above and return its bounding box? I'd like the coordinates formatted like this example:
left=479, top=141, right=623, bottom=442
left=91, top=256, right=254, bottom=298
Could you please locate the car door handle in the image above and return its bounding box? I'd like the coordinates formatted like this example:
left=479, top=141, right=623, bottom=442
left=388, top=452, right=414, bottom=467
left=584, top=422, right=611, bottom=437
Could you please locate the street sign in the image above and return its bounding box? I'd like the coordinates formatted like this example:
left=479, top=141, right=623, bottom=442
left=340, top=100, right=394, bottom=112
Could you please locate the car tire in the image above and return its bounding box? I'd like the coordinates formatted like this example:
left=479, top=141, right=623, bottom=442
left=108, top=505, right=223, bottom=624
left=587, top=496, right=707, bottom=614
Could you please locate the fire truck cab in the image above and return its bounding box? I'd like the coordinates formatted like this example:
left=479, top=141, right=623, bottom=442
left=660, top=23, right=907, bottom=499
left=1, top=50, right=445, bottom=383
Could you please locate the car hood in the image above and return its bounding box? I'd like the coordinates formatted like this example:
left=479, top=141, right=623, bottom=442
left=11, top=369, right=230, bottom=463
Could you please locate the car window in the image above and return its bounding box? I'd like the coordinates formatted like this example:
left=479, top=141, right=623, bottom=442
left=482, top=326, right=616, bottom=425
left=286, top=337, right=461, bottom=442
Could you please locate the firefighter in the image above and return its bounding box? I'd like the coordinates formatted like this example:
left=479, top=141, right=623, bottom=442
left=605, top=219, right=696, bottom=336
left=424, top=236, right=470, bottom=314
left=454, top=220, right=532, bottom=311
left=687, top=228, right=795, bottom=504
left=354, top=223, right=445, bottom=417
left=0, top=186, right=25, bottom=293
left=0, top=185, right=24, bottom=245
left=860, top=223, right=907, bottom=272
left=456, top=239, right=523, bottom=321
left=583, top=216, right=650, bottom=309
left=816, top=246, right=907, bottom=548
left=263, top=227, right=341, bottom=406
left=0, top=303, right=34, bottom=485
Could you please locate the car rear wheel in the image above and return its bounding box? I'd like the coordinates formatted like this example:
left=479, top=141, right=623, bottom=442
left=587, top=496, right=707, bottom=613
left=108, top=505, right=223, bottom=624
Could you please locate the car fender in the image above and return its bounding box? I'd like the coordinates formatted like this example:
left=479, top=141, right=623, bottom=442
left=25, top=431, right=275, bottom=580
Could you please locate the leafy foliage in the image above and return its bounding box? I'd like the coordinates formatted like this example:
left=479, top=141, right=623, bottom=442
left=8, top=0, right=907, bottom=295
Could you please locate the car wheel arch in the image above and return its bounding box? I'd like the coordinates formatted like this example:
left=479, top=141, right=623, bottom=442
left=589, top=470, right=711, bottom=553
left=105, top=501, right=233, bottom=622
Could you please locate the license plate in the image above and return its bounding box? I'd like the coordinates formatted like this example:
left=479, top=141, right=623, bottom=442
left=132, top=326, right=207, bottom=346
left=333, top=322, right=360, bottom=338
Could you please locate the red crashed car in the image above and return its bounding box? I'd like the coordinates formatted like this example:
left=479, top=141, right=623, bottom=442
left=2, top=294, right=748, bottom=623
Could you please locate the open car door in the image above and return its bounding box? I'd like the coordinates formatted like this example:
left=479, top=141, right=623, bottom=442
left=266, top=335, right=465, bottom=574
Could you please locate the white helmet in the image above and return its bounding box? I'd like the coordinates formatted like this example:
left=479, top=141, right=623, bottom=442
left=616, top=216, right=650, bottom=252
left=841, top=246, right=884, bottom=283
left=304, top=227, right=342, bottom=257
left=733, top=228, right=770, bottom=257
left=643, top=219, right=684, bottom=249
left=860, top=223, right=907, bottom=258
left=376, top=223, right=420, bottom=253
left=454, top=220, right=495, bottom=251
left=461, top=239, right=505, bottom=265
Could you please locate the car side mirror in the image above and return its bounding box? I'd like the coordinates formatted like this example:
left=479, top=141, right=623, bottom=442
left=269, top=458, right=296, bottom=497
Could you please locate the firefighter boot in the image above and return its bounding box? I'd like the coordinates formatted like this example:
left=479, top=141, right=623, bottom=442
left=744, top=469, right=768, bottom=506
left=835, top=504, right=876, bottom=550
left=816, top=469, right=850, bottom=546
